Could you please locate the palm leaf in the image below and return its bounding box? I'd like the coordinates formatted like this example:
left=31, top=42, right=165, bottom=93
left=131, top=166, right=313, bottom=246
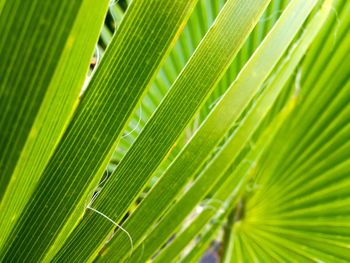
left=98, top=0, right=322, bottom=261
left=0, top=0, right=348, bottom=262
left=0, top=0, right=110, bottom=250
left=52, top=0, right=274, bottom=261
left=0, top=0, right=198, bottom=261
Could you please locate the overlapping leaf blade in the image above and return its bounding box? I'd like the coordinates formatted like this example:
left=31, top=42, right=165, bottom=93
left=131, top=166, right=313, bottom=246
left=227, top=1, right=350, bottom=261
left=0, top=0, right=198, bottom=261
left=0, top=0, right=111, bottom=251
left=52, top=0, right=274, bottom=261
left=99, top=0, right=320, bottom=261
left=0, top=0, right=348, bottom=261
left=0, top=0, right=84, bottom=200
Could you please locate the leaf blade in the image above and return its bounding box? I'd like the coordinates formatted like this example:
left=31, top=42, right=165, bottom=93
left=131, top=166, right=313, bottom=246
left=0, top=0, right=198, bottom=261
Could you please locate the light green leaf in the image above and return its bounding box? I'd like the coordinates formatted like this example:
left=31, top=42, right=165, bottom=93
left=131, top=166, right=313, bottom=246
left=53, top=0, right=274, bottom=261
left=126, top=1, right=329, bottom=261
left=100, top=0, right=321, bottom=261
left=0, top=0, right=198, bottom=261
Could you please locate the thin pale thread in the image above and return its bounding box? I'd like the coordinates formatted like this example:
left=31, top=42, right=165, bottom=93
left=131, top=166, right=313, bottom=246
left=85, top=169, right=134, bottom=257
left=85, top=206, right=133, bottom=252
left=122, top=106, right=142, bottom=139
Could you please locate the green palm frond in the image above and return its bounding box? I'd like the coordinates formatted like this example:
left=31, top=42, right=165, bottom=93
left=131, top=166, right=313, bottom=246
left=0, top=0, right=349, bottom=262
